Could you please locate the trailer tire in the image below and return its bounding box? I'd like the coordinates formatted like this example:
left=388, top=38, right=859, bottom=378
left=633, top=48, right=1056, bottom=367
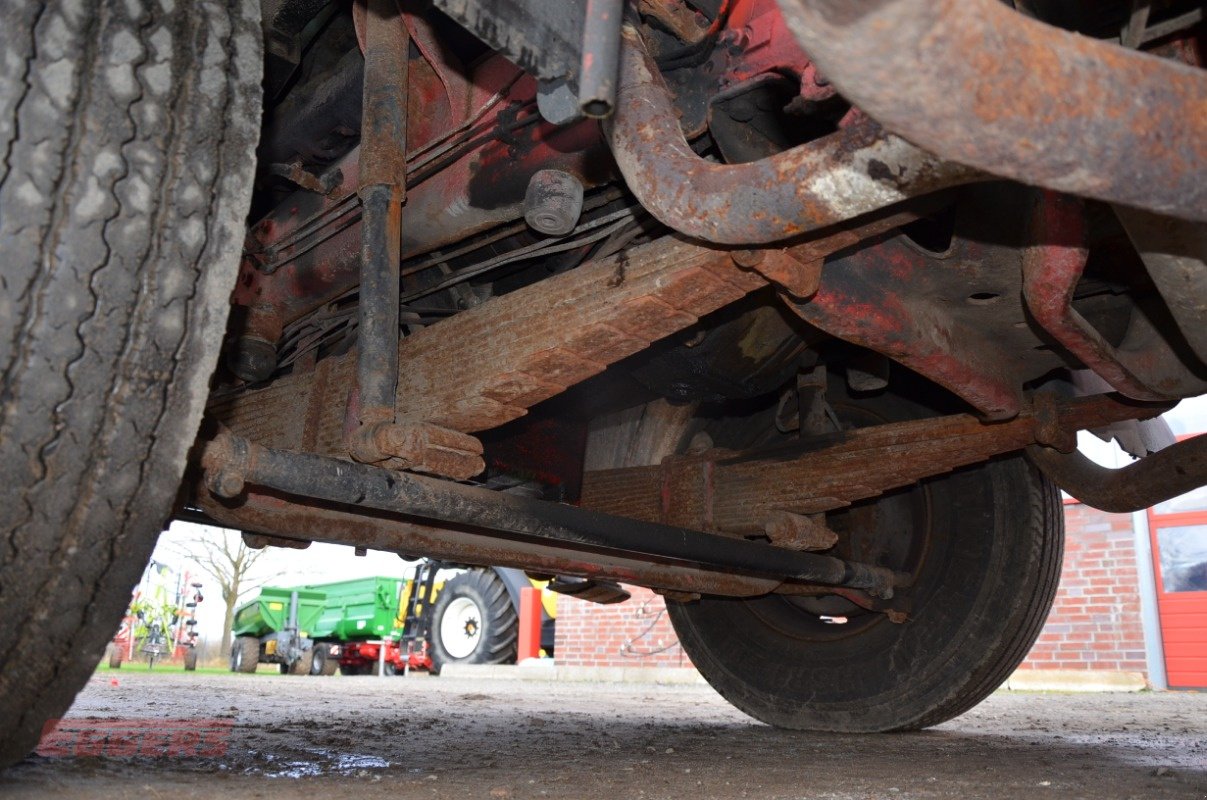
left=231, top=637, right=260, bottom=674
left=0, top=0, right=261, bottom=769
left=311, top=646, right=339, bottom=676
left=289, top=649, right=314, bottom=676
left=430, top=570, right=519, bottom=670
left=369, top=660, right=396, bottom=676
left=664, top=385, right=1064, bottom=731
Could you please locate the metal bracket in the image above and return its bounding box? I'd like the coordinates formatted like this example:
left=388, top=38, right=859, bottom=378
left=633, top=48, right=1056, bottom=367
left=434, top=0, right=624, bottom=121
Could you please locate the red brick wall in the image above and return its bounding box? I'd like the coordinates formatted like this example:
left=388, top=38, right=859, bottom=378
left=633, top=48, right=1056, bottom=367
left=555, top=503, right=1149, bottom=676
left=554, top=586, right=691, bottom=668
left=1015, top=501, right=1147, bottom=675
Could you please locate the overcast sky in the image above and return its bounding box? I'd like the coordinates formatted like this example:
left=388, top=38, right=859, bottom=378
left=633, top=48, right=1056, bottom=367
left=146, top=397, right=1207, bottom=648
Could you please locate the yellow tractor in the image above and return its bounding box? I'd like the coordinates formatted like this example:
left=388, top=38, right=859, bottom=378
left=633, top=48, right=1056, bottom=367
left=404, top=561, right=559, bottom=673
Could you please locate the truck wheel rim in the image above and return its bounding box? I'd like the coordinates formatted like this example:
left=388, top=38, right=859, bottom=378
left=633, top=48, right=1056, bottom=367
left=441, top=597, right=482, bottom=660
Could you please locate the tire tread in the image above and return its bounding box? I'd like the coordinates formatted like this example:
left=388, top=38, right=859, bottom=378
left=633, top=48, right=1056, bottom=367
left=0, top=0, right=260, bottom=767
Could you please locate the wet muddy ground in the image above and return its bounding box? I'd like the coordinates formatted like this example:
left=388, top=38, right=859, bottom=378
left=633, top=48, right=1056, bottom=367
left=2, top=670, right=1204, bottom=799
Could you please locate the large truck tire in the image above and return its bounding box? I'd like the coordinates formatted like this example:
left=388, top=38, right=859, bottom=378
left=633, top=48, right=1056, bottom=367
left=671, top=457, right=1061, bottom=731
left=665, top=385, right=1064, bottom=731
left=430, top=569, right=519, bottom=670
left=231, top=636, right=261, bottom=674
left=0, top=0, right=261, bottom=768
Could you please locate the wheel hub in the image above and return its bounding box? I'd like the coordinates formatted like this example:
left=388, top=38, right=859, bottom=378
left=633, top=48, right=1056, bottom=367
left=441, top=596, right=484, bottom=659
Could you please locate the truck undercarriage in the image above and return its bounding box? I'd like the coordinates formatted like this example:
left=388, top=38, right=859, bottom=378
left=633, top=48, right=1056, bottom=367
left=1, top=0, right=1204, bottom=765
left=204, top=0, right=1206, bottom=615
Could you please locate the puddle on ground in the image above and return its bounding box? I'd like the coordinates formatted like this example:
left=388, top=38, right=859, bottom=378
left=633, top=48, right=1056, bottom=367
left=246, top=749, right=392, bottom=778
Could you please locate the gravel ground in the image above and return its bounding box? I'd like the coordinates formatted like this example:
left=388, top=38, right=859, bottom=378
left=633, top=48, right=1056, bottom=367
left=2, top=670, right=1204, bottom=799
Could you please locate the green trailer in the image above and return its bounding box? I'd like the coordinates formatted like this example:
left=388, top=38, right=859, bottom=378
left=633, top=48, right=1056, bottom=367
left=305, top=576, right=407, bottom=642
left=229, top=586, right=326, bottom=674
left=229, top=566, right=556, bottom=677
left=303, top=576, right=411, bottom=676
left=229, top=578, right=409, bottom=675
left=232, top=586, right=326, bottom=638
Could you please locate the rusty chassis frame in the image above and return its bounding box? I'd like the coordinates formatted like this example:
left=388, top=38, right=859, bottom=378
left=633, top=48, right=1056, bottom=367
left=198, top=392, right=1186, bottom=605
left=200, top=428, right=899, bottom=600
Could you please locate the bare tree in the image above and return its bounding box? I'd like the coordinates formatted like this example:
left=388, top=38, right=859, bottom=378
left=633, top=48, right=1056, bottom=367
left=177, top=531, right=277, bottom=657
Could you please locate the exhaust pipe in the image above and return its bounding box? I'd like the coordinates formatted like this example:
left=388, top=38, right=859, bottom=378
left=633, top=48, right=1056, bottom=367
left=1028, top=434, right=1207, bottom=513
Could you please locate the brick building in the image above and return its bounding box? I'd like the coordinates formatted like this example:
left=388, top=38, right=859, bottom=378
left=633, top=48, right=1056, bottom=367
left=554, top=585, right=691, bottom=670
left=1011, top=502, right=1149, bottom=686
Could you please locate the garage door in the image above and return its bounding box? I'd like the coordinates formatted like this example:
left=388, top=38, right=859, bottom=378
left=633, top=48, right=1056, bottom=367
left=1148, top=477, right=1207, bottom=690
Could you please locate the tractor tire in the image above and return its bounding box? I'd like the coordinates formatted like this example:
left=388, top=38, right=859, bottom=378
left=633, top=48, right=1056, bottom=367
left=0, top=0, right=261, bottom=769
left=183, top=648, right=198, bottom=672
left=289, top=649, right=314, bottom=676
left=430, top=570, right=519, bottom=671
left=663, top=384, right=1064, bottom=731
left=231, top=637, right=260, bottom=674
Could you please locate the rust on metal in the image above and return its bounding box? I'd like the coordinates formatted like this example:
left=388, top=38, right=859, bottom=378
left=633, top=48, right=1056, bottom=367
left=785, top=233, right=1018, bottom=418
left=1028, top=434, right=1207, bottom=514
left=356, top=420, right=486, bottom=480
left=212, top=236, right=768, bottom=448
left=231, top=53, right=612, bottom=354
left=606, top=23, right=982, bottom=245
left=764, top=511, right=839, bottom=551
left=778, top=0, right=1207, bottom=222
left=1114, top=206, right=1207, bottom=365
left=579, top=0, right=624, bottom=117
left=783, top=186, right=1116, bottom=420
left=739, top=210, right=919, bottom=298
left=742, top=250, right=821, bottom=299
left=199, top=487, right=782, bottom=599
left=581, top=393, right=1170, bottom=527
left=357, top=0, right=409, bottom=195
left=198, top=428, right=899, bottom=597
left=1022, top=193, right=1207, bottom=402
left=242, top=532, right=311, bottom=550
left=215, top=213, right=923, bottom=451
left=637, top=0, right=710, bottom=44
left=351, top=0, right=410, bottom=462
